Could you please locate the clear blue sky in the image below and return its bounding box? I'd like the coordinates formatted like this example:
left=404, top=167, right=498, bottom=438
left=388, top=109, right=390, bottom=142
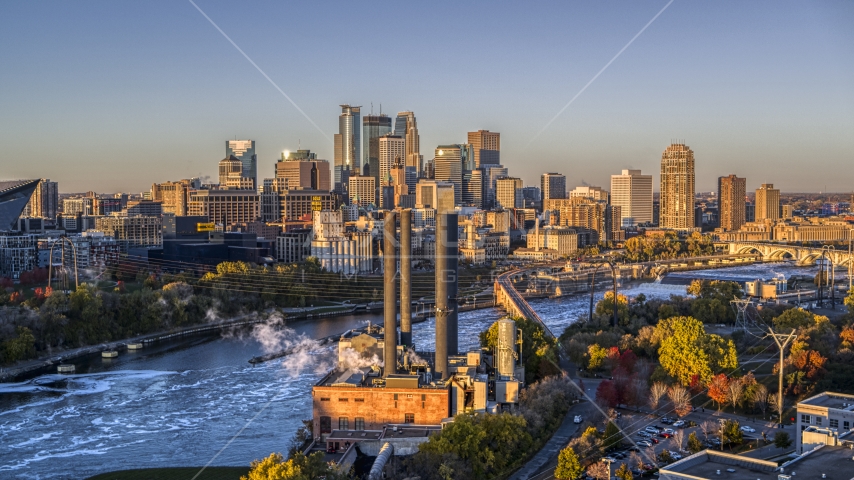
left=1, top=1, right=852, bottom=193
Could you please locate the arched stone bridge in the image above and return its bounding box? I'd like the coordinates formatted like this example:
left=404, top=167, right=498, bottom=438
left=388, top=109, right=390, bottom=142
left=727, top=242, right=853, bottom=267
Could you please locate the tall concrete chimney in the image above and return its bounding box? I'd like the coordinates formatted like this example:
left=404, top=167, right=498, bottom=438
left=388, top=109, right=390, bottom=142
left=435, top=212, right=459, bottom=380
left=400, top=209, right=412, bottom=347
left=383, top=211, right=398, bottom=377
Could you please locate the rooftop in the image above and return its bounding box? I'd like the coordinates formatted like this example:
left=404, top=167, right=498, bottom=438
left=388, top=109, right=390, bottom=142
left=660, top=445, right=854, bottom=480
left=798, top=391, right=854, bottom=411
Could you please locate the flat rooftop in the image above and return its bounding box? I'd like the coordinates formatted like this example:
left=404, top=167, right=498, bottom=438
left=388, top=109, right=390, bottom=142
left=798, top=391, right=854, bottom=411
left=661, top=445, right=854, bottom=480
left=326, top=429, right=382, bottom=442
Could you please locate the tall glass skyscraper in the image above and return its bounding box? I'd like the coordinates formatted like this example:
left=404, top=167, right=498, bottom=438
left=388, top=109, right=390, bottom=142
left=225, top=140, right=257, bottom=185
left=363, top=114, right=392, bottom=184
left=395, top=111, right=422, bottom=175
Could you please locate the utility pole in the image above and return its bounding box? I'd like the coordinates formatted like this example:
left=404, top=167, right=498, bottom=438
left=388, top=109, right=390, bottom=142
left=768, top=328, right=797, bottom=427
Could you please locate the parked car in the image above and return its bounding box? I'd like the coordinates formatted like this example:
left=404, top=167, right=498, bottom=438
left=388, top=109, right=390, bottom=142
left=659, top=432, right=673, bottom=438
left=662, top=428, right=675, bottom=435
left=645, top=426, right=661, bottom=434
left=740, top=426, right=756, bottom=433
left=672, top=420, right=686, bottom=428
left=669, top=451, right=683, bottom=460
left=661, top=417, right=674, bottom=424
left=638, top=431, right=652, bottom=438
left=637, top=440, right=653, bottom=448
left=574, top=415, right=583, bottom=424
left=650, top=437, right=660, bottom=444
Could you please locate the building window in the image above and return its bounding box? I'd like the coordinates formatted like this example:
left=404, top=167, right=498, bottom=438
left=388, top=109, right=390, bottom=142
left=338, top=398, right=348, bottom=402
left=355, top=417, right=365, bottom=431
left=829, top=419, right=838, bottom=429
left=320, top=416, right=331, bottom=434
left=801, top=414, right=810, bottom=424
left=354, top=398, right=365, bottom=403
left=339, top=417, right=349, bottom=430
left=844, top=421, right=850, bottom=430
left=816, top=417, right=822, bottom=425
left=320, top=397, right=330, bottom=402
left=405, top=413, right=415, bottom=424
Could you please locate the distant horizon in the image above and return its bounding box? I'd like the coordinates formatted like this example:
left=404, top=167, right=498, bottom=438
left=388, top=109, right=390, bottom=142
left=1, top=1, right=852, bottom=192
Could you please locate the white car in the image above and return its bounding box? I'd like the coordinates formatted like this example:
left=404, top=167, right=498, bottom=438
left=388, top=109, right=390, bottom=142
left=637, top=440, right=653, bottom=448
left=669, top=451, right=683, bottom=460
left=662, top=428, right=675, bottom=435
left=638, top=431, right=652, bottom=438
left=645, top=426, right=661, bottom=434
left=574, top=415, right=583, bottom=424
left=740, top=426, right=756, bottom=433
left=672, top=420, right=685, bottom=427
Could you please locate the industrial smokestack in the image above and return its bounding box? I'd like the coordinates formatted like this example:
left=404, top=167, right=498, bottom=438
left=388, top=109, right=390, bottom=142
left=400, top=209, right=412, bottom=347
left=383, top=211, right=398, bottom=378
left=435, top=212, right=459, bottom=380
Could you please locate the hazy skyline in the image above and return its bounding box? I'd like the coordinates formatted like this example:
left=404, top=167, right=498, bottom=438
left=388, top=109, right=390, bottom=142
left=1, top=1, right=852, bottom=193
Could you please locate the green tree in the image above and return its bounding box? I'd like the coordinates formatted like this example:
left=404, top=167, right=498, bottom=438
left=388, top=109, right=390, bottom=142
left=554, top=446, right=584, bottom=480
left=772, top=308, right=816, bottom=330
left=656, top=316, right=738, bottom=385
left=595, top=291, right=630, bottom=326
left=602, top=421, right=621, bottom=450
left=721, top=419, right=743, bottom=450
left=687, top=432, right=703, bottom=454
left=614, top=463, right=633, bottom=480
left=774, top=431, right=793, bottom=450
left=240, top=451, right=343, bottom=480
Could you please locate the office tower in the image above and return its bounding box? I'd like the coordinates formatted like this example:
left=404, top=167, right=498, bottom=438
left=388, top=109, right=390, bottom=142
left=335, top=104, right=361, bottom=177
left=553, top=199, right=608, bottom=243
left=395, top=111, right=422, bottom=174
left=482, top=165, right=508, bottom=209
left=348, top=174, right=376, bottom=207
left=522, top=186, right=541, bottom=209
left=275, top=150, right=331, bottom=192
left=659, top=143, right=695, bottom=229
left=495, top=177, right=523, bottom=210
left=415, top=180, right=456, bottom=214
left=755, top=183, right=781, bottom=222
left=379, top=134, right=405, bottom=188
left=468, top=130, right=500, bottom=168
left=462, top=169, right=483, bottom=208
left=569, top=185, right=609, bottom=203
left=610, top=169, right=653, bottom=227
left=717, top=174, right=746, bottom=231
left=540, top=173, right=566, bottom=202
left=219, top=156, right=243, bottom=185
left=187, top=190, right=260, bottom=225
left=782, top=204, right=794, bottom=219
left=388, top=158, right=412, bottom=208
left=405, top=167, right=418, bottom=196
left=363, top=113, right=393, bottom=183
left=434, top=146, right=464, bottom=204
left=225, top=140, right=257, bottom=185
left=96, top=215, right=162, bottom=248
left=24, top=179, right=59, bottom=219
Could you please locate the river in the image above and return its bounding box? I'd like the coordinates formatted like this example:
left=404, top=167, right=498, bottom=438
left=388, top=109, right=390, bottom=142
left=0, top=262, right=834, bottom=479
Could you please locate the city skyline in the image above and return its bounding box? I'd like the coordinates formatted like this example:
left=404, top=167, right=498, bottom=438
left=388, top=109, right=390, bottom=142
left=1, top=2, right=852, bottom=192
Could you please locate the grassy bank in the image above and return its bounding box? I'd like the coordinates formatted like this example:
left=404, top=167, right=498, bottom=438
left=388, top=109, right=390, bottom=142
left=85, top=466, right=248, bottom=480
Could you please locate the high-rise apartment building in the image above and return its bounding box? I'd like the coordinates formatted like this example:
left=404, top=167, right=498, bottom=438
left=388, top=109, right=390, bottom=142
left=363, top=114, right=392, bottom=182
left=188, top=190, right=260, bottom=226
left=569, top=185, right=609, bottom=203
left=379, top=135, right=406, bottom=187
left=541, top=173, right=566, bottom=202
left=468, top=130, right=500, bottom=168
left=24, top=179, right=59, bottom=219
left=334, top=105, right=361, bottom=188
left=495, top=177, right=523, bottom=210
left=659, top=143, right=695, bottom=229
left=717, top=174, right=746, bottom=231
left=348, top=174, right=376, bottom=207
left=225, top=140, right=257, bottom=185
left=275, top=150, right=331, bottom=192
left=96, top=214, right=162, bottom=248
left=151, top=179, right=199, bottom=216
left=610, top=169, right=653, bottom=227
left=755, top=183, right=781, bottom=222
left=395, top=111, right=422, bottom=174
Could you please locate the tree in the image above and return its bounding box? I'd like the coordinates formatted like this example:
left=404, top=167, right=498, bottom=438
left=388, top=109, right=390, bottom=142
left=670, top=429, right=685, bottom=453
left=687, top=432, right=703, bottom=454
left=773, top=308, right=815, bottom=330
left=656, top=316, right=713, bottom=385
left=240, top=451, right=341, bottom=480
left=595, top=291, right=630, bottom=326
left=707, top=374, right=730, bottom=410
left=752, top=383, right=770, bottom=418
left=596, top=381, right=619, bottom=409
left=603, top=421, right=622, bottom=450
left=555, top=447, right=584, bottom=480
left=586, top=461, right=609, bottom=480
left=614, top=463, right=633, bottom=480
left=657, top=450, right=673, bottom=463
left=588, top=343, right=608, bottom=370
left=727, top=378, right=744, bottom=410
left=700, top=420, right=717, bottom=441
left=667, top=384, right=692, bottom=417
left=774, top=431, right=793, bottom=450
left=721, top=419, right=743, bottom=450
left=649, top=382, right=668, bottom=411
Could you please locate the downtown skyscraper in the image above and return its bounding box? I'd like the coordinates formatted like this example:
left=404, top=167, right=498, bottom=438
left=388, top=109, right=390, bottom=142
left=225, top=140, right=257, bottom=186
left=718, top=174, right=746, bottom=231
left=659, top=143, right=695, bottom=229
left=394, top=111, right=422, bottom=175
left=363, top=113, right=392, bottom=184
left=755, top=183, right=781, bottom=222
left=610, top=169, right=652, bottom=227
left=334, top=105, right=361, bottom=192
left=540, top=173, right=566, bottom=202
left=467, top=130, right=500, bottom=168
